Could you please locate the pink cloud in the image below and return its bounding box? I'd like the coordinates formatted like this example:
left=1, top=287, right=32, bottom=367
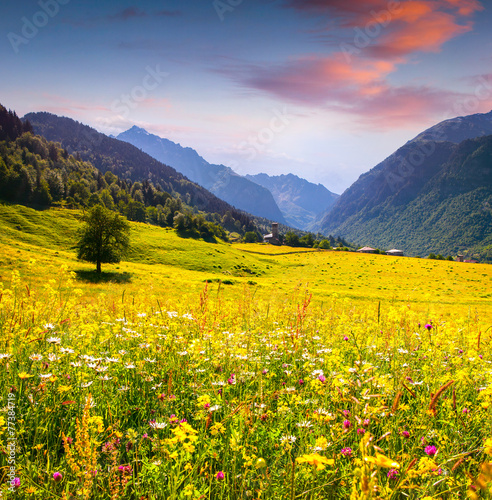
left=284, top=0, right=483, bottom=17
left=239, top=54, right=394, bottom=105
left=39, top=94, right=111, bottom=114
left=349, top=86, right=460, bottom=129
left=366, top=14, right=472, bottom=59
left=361, top=1, right=477, bottom=58
left=222, top=0, right=484, bottom=129
left=224, top=53, right=465, bottom=129
left=139, top=97, right=173, bottom=110
left=439, top=0, right=483, bottom=16
left=285, top=0, right=481, bottom=58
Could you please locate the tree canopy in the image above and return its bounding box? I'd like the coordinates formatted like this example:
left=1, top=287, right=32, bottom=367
left=77, top=205, right=130, bottom=273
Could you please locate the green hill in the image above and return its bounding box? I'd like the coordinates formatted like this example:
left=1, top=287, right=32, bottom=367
left=321, top=113, right=492, bottom=260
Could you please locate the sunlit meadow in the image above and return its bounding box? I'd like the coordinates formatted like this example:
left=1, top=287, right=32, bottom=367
left=1, top=205, right=492, bottom=499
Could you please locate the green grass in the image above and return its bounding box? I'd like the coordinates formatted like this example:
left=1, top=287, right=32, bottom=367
left=1, top=203, right=491, bottom=319
left=2, top=203, right=492, bottom=500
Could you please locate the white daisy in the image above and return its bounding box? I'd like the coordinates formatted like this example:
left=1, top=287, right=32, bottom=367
left=149, top=421, right=168, bottom=430
left=280, top=435, right=297, bottom=444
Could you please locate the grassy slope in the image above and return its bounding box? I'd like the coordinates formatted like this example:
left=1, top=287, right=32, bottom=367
left=1, top=203, right=491, bottom=319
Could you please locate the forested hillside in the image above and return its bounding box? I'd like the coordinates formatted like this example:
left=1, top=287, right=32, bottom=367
left=0, top=105, right=258, bottom=241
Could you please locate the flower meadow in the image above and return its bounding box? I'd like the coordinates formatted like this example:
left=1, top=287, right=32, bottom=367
left=1, top=266, right=492, bottom=499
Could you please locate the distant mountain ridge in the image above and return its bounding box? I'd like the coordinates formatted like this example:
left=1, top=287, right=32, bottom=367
left=24, top=112, right=237, bottom=216
left=245, top=173, right=339, bottom=230
left=320, top=110, right=492, bottom=258
left=116, top=126, right=286, bottom=223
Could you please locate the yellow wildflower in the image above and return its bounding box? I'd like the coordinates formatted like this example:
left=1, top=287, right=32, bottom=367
left=88, top=416, right=104, bottom=434
left=484, top=438, right=492, bottom=456
left=315, top=436, right=329, bottom=451
left=210, top=423, right=225, bottom=436
left=183, top=442, right=196, bottom=454
left=296, top=453, right=335, bottom=471
left=364, top=453, right=399, bottom=469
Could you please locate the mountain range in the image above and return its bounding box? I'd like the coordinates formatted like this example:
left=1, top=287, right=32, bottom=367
left=320, top=110, right=492, bottom=258
left=116, top=126, right=286, bottom=224
left=116, top=126, right=339, bottom=230
left=23, top=112, right=235, bottom=215
left=20, top=108, right=492, bottom=260
left=245, top=173, right=339, bottom=230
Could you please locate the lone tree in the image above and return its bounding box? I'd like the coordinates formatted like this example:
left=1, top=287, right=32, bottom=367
left=77, top=205, right=130, bottom=273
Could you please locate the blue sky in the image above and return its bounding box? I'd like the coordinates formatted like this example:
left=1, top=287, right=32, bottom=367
left=1, top=0, right=491, bottom=193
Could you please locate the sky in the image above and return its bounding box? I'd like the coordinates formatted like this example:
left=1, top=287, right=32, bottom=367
left=1, top=0, right=492, bottom=194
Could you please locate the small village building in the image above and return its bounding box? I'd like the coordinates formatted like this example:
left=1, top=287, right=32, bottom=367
left=357, top=246, right=376, bottom=254
left=264, top=222, right=281, bottom=246
left=456, top=254, right=464, bottom=262
left=386, top=249, right=404, bottom=257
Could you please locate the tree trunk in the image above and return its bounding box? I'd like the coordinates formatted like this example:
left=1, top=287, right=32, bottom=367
left=96, top=260, right=102, bottom=273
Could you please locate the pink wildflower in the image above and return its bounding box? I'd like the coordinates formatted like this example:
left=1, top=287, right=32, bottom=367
left=424, top=445, right=437, bottom=457
left=387, top=469, right=399, bottom=480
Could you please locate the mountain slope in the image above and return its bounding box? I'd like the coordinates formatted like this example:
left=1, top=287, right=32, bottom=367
left=23, top=112, right=238, bottom=215
left=116, top=126, right=286, bottom=223
left=412, top=110, right=492, bottom=144
left=320, top=111, right=492, bottom=257
left=245, top=173, right=339, bottom=230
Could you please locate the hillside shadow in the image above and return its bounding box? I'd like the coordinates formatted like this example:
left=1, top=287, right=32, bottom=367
left=75, top=270, right=132, bottom=284
left=176, top=229, right=217, bottom=243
